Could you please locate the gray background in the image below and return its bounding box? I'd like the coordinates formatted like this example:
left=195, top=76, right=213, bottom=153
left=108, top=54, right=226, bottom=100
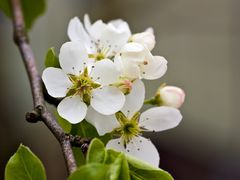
left=0, top=0, right=239, bottom=179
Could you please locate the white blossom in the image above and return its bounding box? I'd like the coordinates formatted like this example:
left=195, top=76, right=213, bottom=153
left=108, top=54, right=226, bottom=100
left=67, top=14, right=131, bottom=61
left=114, top=42, right=168, bottom=80
left=42, top=41, right=125, bottom=124
left=86, top=79, right=182, bottom=166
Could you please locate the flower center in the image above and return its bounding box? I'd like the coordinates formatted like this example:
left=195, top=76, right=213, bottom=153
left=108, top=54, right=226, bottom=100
left=89, top=52, right=106, bottom=61
left=67, top=68, right=100, bottom=104
left=112, top=78, right=133, bottom=95
left=89, top=41, right=115, bottom=61
left=114, top=111, right=142, bottom=147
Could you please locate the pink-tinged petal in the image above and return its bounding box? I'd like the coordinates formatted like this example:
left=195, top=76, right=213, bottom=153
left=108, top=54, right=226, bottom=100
left=159, top=86, right=185, bottom=108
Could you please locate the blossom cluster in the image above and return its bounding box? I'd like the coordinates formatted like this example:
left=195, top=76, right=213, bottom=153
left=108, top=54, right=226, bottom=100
left=42, top=15, right=185, bottom=167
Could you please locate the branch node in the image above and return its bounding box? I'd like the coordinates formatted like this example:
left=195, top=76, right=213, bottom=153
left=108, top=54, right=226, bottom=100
left=25, top=109, right=41, bottom=123
left=81, top=143, right=89, bottom=154
left=68, top=134, right=91, bottom=153
left=36, top=105, right=44, bottom=112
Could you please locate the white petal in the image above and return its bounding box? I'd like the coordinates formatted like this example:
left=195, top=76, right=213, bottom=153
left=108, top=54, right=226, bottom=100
left=86, top=106, right=119, bottom=135
left=145, top=27, right=154, bottom=34
left=83, top=14, right=91, bottom=33
left=139, top=106, right=182, bottom=132
left=114, top=55, right=140, bottom=79
left=121, top=79, right=145, bottom=118
left=103, top=21, right=131, bottom=52
left=90, top=59, right=120, bottom=85
left=127, top=136, right=160, bottom=167
left=88, top=18, right=130, bottom=55
left=59, top=41, right=88, bottom=75
left=108, top=19, right=130, bottom=33
left=91, top=86, right=125, bottom=115
left=106, top=136, right=160, bottom=167
left=140, top=55, right=168, bottom=80
left=68, top=17, right=90, bottom=42
left=88, top=20, right=107, bottom=40
left=131, top=29, right=155, bottom=51
left=113, top=54, right=124, bottom=73
left=57, top=96, right=87, bottom=124
left=42, top=67, right=72, bottom=98
left=121, top=42, right=145, bottom=63
left=106, top=138, right=126, bottom=152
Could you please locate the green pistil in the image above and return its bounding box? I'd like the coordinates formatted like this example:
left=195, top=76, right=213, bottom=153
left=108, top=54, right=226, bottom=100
left=114, top=111, right=142, bottom=146
left=95, top=53, right=105, bottom=61
left=67, top=68, right=100, bottom=104
left=88, top=52, right=106, bottom=61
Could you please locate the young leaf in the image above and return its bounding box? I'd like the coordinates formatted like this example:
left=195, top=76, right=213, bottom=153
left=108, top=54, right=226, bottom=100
left=86, top=138, right=106, bottom=163
left=5, top=144, right=46, bottom=180
left=126, top=154, right=173, bottom=180
left=104, top=149, right=121, bottom=164
left=108, top=153, right=130, bottom=180
left=0, top=0, right=46, bottom=29
left=68, top=163, right=110, bottom=180
left=44, top=48, right=60, bottom=68
left=72, top=147, right=85, bottom=167
left=129, top=168, right=173, bottom=180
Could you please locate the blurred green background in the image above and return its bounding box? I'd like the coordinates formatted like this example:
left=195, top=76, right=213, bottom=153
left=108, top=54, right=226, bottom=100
left=0, top=0, right=239, bottom=179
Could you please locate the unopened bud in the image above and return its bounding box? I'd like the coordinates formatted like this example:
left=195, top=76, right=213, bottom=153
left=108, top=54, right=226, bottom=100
left=157, top=86, right=185, bottom=108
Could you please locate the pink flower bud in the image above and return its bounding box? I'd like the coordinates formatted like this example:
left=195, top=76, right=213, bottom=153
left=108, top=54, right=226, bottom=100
left=158, top=86, right=185, bottom=108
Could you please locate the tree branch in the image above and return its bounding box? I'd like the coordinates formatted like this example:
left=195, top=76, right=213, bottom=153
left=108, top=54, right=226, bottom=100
left=9, top=0, right=78, bottom=174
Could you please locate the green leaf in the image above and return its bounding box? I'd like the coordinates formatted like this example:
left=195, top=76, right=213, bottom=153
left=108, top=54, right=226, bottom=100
left=0, top=0, right=46, bottom=29
left=44, top=48, right=60, bottom=68
left=72, top=120, right=99, bottom=137
left=5, top=144, right=46, bottom=180
left=108, top=153, right=130, bottom=180
left=72, top=147, right=85, bottom=167
left=0, top=0, right=11, bottom=17
left=99, top=132, right=113, bottom=145
left=71, top=120, right=112, bottom=145
left=85, top=141, right=130, bottom=180
left=86, top=138, right=106, bottom=164
left=68, top=163, right=110, bottom=180
left=55, top=110, right=71, bottom=133
left=126, top=155, right=173, bottom=180
left=104, top=149, right=121, bottom=164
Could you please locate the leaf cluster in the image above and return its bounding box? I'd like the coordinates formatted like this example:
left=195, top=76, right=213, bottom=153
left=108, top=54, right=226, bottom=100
left=69, top=138, right=173, bottom=180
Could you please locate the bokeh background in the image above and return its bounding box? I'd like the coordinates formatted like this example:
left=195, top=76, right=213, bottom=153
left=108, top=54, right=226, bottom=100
left=1, top=0, right=240, bottom=179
